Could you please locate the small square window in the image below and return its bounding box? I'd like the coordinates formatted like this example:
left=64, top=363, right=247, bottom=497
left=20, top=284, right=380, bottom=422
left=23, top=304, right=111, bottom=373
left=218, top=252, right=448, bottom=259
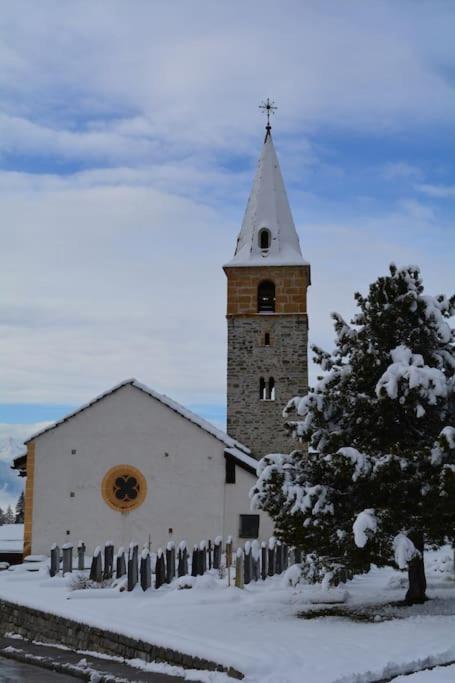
left=239, top=514, right=259, bottom=539
left=70, top=492, right=75, bottom=498
left=66, top=530, right=71, bottom=535
left=71, top=449, right=77, bottom=455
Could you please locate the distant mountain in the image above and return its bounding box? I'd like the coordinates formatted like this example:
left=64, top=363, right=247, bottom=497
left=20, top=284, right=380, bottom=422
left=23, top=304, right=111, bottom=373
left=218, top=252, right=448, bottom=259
left=0, top=436, right=25, bottom=463
left=0, top=436, right=25, bottom=509
left=0, top=423, right=50, bottom=509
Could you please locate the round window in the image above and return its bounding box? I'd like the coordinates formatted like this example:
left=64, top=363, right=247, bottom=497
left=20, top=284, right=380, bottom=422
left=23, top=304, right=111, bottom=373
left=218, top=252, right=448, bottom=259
left=101, top=465, right=147, bottom=512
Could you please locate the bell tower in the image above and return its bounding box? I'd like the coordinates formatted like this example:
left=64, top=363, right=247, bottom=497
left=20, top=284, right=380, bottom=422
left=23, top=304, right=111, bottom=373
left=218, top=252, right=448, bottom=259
left=224, top=105, right=311, bottom=458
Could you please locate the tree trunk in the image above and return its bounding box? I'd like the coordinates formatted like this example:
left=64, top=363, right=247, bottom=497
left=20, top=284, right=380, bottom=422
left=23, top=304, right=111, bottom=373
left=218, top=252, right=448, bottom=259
left=405, top=529, right=427, bottom=605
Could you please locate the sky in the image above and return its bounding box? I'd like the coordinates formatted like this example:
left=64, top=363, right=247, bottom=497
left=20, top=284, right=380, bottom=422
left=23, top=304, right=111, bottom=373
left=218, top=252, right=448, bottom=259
left=1, top=1, right=454, bottom=505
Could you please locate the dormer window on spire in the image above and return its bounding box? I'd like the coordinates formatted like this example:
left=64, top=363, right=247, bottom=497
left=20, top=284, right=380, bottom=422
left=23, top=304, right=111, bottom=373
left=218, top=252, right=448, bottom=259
left=258, top=228, right=271, bottom=251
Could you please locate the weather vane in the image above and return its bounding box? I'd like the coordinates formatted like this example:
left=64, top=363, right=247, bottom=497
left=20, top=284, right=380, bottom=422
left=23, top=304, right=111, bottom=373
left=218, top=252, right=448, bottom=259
left=259, top=98, right=277, bottom=140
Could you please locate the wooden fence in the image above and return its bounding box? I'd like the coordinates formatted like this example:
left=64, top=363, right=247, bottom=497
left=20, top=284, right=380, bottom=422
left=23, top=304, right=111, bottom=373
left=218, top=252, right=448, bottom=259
left=49, top=536, right=297, bottom=591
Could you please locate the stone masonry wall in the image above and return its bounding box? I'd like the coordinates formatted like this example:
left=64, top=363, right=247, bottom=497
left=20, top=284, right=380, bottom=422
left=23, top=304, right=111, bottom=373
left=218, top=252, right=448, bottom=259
left=225, top=264, right=310, bottom=459
left=0, top=598, right=243, bottom=679
left=227, top=315, right=308, bottom=458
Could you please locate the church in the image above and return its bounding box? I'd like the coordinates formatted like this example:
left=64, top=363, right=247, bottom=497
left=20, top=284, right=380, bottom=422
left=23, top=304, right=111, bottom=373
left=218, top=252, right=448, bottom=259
left=13, top=116, right=311, bottom=557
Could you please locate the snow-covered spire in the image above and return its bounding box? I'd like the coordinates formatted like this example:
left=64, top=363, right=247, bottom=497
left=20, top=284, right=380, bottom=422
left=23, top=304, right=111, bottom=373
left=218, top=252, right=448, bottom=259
left=226, top=132, right=307, bottom=267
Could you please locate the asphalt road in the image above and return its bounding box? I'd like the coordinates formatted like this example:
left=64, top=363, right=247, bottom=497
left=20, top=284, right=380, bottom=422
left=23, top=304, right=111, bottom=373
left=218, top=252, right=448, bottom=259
left=0, top=656, right=76, bottom=681
left=0, top=639, right=202, bottom=682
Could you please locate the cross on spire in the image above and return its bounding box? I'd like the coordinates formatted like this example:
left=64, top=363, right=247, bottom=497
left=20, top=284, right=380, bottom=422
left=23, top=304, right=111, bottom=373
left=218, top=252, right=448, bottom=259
left=259, top=98, right=277, bottom=141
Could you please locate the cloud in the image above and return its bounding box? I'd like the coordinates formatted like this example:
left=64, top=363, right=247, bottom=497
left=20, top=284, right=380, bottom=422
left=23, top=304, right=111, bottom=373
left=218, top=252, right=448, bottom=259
left=1, top=1, right=455, bottom=169
left=0, top=0, right=454, bottom=417
left=1, top=162, right=453, bottom=409
left=383, top=162, right=422, bottom=181
left=418, top=184, right=455, bottom=198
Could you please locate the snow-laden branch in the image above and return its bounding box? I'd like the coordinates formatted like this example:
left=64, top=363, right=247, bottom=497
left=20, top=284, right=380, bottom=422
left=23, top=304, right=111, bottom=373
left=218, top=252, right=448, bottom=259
left=250, top=453, right=334, bottom=517
left=376, top=345, right=447, bottom=407
left=353, top=509, right=377, bottom=548
left=337, top=447, right=372, bottom=481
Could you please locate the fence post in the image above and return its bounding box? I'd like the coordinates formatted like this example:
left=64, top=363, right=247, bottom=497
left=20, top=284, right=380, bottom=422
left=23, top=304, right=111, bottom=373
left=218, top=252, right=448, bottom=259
left=199, top=540, right=207, bottom=575
left=276, top=541, right=283, bottom=574
left=191, top=545, right=198, bottom=577
left=127, top=544, right=138, bottom=591
left=213, top=536, right=222, bottom=570
left=155, top=548, right=165, bottom=589
left=252, top=540, right=260, bottom=581
left=177, top=541, right=188, bottom=577
left=268, top=538, right=276, bottom=576
left=244, top=542, right=252, bottom=585
left=50, top=544, right=60, bottom=577
left=225, top=536, right=233, bottom=586
left=166, top=542, right=175, bottom=583
left=140, top=548, right=151, bottom=591
left=77, top=541, right=86, bottom=571
left=261, top=541, right=267, bottom=580
left=235, top=548, right=244, bottom=589
left=171, top=542, right=176, bottom=578
left=116, top=547, right=126, bottom=578
left=104, top=542, right=114, bottom=580
left=282, top=543, right=289, bottom=571
left=160, top=550, right=166, bottom=586
left=62, top=543, right=73, bottom=574
left=90, top=546, right=103, bottom=583
left=208, top=539, right=213, bottom=570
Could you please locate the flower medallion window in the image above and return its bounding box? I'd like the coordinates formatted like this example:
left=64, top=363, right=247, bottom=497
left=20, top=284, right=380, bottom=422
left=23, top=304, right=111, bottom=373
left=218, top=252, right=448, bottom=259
left=102, top=465, right=147, bottom=512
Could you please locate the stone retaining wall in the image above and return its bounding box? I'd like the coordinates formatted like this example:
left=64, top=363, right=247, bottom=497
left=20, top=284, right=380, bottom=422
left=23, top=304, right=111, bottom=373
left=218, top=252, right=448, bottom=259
left=0, top=598, right=243, bottom=679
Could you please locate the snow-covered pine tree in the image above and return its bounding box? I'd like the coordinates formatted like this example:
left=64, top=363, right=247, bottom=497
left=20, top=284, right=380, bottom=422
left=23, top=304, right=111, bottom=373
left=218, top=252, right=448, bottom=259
left=15, top=491, right=24, bottom=524
left=0, top=507, right=5, bottom=526
left=4, top=505, right=15, bottom=525
left=251, top=264, right=455, bottom=603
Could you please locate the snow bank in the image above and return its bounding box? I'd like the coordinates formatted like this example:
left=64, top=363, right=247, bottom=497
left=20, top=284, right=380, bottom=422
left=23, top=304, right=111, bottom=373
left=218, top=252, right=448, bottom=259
left=0, top=524, right=23, bottom=552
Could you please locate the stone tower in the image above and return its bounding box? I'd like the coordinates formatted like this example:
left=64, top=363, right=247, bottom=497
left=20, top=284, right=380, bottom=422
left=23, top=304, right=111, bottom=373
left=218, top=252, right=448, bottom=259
left=224, top=124, right=311, bottom=459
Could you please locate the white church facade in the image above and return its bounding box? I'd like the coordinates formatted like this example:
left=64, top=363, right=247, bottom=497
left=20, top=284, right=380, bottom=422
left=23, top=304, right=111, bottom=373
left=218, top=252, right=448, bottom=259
left=13, top=116, right=310, bottom=557
left=15, top=380, right=273, bottom=555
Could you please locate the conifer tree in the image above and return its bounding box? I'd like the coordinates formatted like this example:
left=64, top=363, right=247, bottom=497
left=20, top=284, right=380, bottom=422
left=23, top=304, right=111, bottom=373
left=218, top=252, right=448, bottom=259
left=15, top=491, right=25, bottom=524
left=0, top=507, right=4, bottom=526
left=251, top=265, right=455, bottom=603
left=4, top=505, right=15, bottom=525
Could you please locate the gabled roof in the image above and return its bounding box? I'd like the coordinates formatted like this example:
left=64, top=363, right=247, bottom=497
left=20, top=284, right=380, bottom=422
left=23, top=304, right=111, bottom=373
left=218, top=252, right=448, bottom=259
left=225, top=131, right=308, bottom=268
left=18, top=379, right=256, bottom=470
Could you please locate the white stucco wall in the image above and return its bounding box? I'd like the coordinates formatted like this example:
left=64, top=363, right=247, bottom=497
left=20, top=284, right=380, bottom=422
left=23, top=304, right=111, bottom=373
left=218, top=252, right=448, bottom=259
left=31, top=384, right=273, bottom=555
left=223, top=464, right=274, bottom=542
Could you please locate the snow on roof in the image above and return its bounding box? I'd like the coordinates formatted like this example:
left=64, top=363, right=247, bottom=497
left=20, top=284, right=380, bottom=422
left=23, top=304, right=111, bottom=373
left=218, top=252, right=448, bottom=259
left=224, top=446, right=259, bottom=474
left=0, top=524, right=23, bottom=553
left=24, top=379, right=251, bottom=456
left=225, top=132, right=308, bottom=268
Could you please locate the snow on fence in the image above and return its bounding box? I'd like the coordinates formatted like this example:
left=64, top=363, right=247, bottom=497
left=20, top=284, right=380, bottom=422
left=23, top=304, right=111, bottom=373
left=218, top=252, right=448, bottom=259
left=48, top=536, right=295, bottom=591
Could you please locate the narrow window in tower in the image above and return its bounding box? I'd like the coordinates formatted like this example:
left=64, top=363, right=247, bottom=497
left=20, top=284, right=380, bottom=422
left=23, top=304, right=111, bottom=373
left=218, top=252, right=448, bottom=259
left=264, top=332, right=271, bottom=346
left=269, top=377, right=276, bottom=401
left=259, top=377, right=266, bottom=400
left=257, top=280, right=275, bottom=312
left=258, top=228, right=271, bottom=250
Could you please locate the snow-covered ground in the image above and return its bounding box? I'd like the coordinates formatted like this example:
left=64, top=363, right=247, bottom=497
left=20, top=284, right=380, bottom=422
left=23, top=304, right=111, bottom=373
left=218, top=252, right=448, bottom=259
left=0, top=523, right=23, bottom=552
left=394, top=667, right=455, bottom=682
left=0, top=547, right=454, bottom=683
